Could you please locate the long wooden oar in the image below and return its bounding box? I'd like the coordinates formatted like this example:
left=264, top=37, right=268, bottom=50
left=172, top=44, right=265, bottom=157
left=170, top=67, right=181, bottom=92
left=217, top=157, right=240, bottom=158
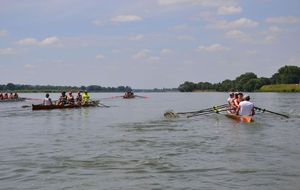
left=254, top=106, right=289, bottom=118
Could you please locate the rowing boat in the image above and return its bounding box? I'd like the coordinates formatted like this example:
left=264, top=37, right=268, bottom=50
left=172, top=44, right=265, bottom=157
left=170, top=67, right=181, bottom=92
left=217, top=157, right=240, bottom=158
left=0, top=98, right=26, bottom=103
left=123, top=95, right=135, bottom=99
left=225, top=113, right=253, bottom=123
left=32, top=101, right=99, bottom=110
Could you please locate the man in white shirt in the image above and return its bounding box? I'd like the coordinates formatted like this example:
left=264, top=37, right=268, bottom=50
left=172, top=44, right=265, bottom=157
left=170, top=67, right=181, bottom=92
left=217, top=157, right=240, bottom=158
left=237, top=95, right=255, bottom=116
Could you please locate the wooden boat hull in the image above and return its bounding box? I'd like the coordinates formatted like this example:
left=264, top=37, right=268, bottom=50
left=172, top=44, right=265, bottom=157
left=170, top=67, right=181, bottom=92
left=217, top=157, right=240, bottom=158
left=0, top=98, right=26, bottom=103
left=123, top=95, right=135, bottom=99
left=32, top=102, right=98, bottom=110
left=225, top=113, right=253, bottom=123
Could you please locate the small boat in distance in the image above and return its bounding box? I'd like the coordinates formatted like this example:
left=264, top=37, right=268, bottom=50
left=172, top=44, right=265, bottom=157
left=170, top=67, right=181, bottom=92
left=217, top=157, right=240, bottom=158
left=225, top=113, right=253, bottom=123
left=32, top=101, right=99, bottom=110
left=0, top=98, right=26, bottom=103
left=123, top=91, right=135, bottom=99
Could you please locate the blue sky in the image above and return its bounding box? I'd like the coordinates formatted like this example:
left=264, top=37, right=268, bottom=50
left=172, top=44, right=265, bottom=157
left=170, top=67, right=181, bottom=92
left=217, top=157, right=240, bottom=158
left=1, top=0, right=300, bottom=88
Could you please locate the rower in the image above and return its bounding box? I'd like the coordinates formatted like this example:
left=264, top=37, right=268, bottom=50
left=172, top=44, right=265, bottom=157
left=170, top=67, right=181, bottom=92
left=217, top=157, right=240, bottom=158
left=67, top=92, right=75, bottom=104
left=43, top=93, right=53, bottom=105
left=236, top=95, right=255, bottom=116
left=231, top=92, right=240, bottom=112
left=76, top=91, right=82, bottom=104
left=58, top=91, right=67, bottom=105
left=227, top=92, right=235, bottom=113
left=82, top=90, right=90, bottom=104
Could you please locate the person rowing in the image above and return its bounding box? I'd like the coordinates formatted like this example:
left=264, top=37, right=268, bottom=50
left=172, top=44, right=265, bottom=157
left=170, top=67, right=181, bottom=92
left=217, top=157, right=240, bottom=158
left=43, top=93, right=53, bottom=105
left=227, top=92, right=236, bottom=113
left=67, top=92, right=75, bottom=105
left=76, top=91, right=82, bottom=105
left=82, top=90, right=90, bottom=104
left=236, top=95, right=255, bottom=116
left=58, top=91, right=67, bottom=105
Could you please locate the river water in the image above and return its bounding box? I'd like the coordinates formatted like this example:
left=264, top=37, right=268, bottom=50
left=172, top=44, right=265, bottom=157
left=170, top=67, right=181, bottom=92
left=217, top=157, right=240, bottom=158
left=0, top=92, right=299, bottom=190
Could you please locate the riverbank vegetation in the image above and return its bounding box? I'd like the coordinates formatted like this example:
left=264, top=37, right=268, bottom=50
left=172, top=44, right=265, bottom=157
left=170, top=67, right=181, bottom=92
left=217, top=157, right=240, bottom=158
left=178, top=65, right=300, bottom=92
left=260, top=84, right=300, bottom=92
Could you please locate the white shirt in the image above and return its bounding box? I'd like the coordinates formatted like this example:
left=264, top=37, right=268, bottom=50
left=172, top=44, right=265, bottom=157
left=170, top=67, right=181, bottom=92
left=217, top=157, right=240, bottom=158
left=239, top=101, right=254, bottom=116
left=43, top=97, right=52, bottom=105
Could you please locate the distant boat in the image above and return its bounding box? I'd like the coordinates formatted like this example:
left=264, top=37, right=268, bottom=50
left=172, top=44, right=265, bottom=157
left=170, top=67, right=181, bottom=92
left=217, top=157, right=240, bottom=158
left=0, top=98, right=26, bottom=103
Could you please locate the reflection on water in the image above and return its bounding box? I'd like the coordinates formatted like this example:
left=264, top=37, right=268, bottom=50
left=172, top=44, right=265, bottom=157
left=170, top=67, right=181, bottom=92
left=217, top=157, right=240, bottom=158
left=0, top=92, right=300, bottom=189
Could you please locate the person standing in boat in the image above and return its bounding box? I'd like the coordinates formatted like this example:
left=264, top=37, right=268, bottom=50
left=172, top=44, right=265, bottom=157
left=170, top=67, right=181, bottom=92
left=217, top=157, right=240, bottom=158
left=58, top=91, right=68, bottom=105
left=67, top=92, right=75, bottom=105
left=43, top=93, right=53, bottom=105
left=82, top=91, right=90, bottom=104
left=236, top=95, right=255, bottom=116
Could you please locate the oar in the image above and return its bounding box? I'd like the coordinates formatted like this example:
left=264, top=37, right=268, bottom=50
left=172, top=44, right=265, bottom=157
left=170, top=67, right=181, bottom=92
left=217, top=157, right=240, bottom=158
left=176, top=104, right=228, bottom=115
left=135, top=95, right=148, bottom=98
left=98, top=102, right=110, bottom=108
left=187, top=108, right=230, bottom=118
left=164, top=104, right=228, bottom=118
left=254, top=106, right=289, bottom=118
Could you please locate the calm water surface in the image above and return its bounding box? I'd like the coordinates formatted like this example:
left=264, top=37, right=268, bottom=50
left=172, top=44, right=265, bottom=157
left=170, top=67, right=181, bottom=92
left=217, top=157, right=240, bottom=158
left=0, top=92, right=300, bottom=190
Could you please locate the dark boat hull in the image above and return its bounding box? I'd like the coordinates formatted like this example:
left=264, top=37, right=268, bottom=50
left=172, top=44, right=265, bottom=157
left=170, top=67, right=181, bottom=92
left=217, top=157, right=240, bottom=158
left=32, top=102, right=98, bottom=110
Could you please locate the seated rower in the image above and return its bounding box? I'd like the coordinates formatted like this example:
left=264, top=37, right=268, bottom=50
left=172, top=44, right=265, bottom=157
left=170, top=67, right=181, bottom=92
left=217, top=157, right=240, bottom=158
left=9, top=92, right=14, bottom=99
left=0, top=93, right=3, bottom=100
left=236, top=95, right=255, bottom=116
left=82, top=90, right=90, bottom=104
left=14, top=93, right=19, bottom=99
left=76, top=91, right=82, bottom=104
left=3, top=93, right=8, bottom=99
left=57, top=91, right=68, bottom=105
left=67, top=92, right=75, bottom=104
left=43, top=93, right=53, bottom=105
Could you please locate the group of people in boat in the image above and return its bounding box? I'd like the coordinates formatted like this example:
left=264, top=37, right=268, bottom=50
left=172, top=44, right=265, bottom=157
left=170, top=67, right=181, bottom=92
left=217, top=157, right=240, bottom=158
left=43, top=91, right=90, bottom=106
left=0, top=92, right=19, bottom=100
left=227, top=92, right=255, bottom=116
left=123, top=91, right=135, bottom=98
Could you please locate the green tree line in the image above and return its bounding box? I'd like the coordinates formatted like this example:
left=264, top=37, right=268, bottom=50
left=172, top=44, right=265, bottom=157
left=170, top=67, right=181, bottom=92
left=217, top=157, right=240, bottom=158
left=0, top=84, right=133, bottom=93
left=178, top=65, right=300, bottom=92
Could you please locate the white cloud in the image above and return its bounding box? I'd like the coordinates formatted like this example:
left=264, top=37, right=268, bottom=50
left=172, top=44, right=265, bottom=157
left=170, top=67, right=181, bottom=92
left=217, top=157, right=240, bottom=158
left=129, top=34, right=144, bottom=40
left=110, top=15, right=142, bottom=23
left=40, top=36, right=60, bottom=46
left=18, top=36, right=62, bottom=47
left=266, top=16, right=300, bottom=25
left=17, top=38, right=39, bottom=45
left=218, top=6, right=242, bottom=15
left=225, top=30, right=250, bottom=41
left=161, top=48, right=172, bottom=54
left=0, top=30, right=7, bottom=37
left=211, top=18, right=258, bottom=30
left=263, top=26, right=282, bottom=43
left=133, top=49, right=150, bottom=59
left=96, top=54, right=105, bottom=60
left=0, top=48, right=16, bottom=55
left=197, top=44, right=229, bottom=52
left=92, top=20, right=106, bottom=26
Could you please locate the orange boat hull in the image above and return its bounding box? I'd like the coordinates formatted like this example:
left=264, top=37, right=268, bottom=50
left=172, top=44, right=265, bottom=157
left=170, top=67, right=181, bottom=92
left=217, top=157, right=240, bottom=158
left=225, top=113, right=253, bottom=123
